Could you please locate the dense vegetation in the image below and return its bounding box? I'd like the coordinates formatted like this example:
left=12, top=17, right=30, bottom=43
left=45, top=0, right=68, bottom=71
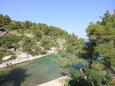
left=0, top=11, right=115, bottom=86
left=0, top=14, right=84, bottom=62
left=57, top=11, right=115, bottom=86
left=0, top=14, right=70, bottom=59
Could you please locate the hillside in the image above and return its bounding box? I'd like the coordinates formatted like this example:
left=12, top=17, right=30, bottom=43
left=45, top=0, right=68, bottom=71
left=0, top=14, right=84, bottom=62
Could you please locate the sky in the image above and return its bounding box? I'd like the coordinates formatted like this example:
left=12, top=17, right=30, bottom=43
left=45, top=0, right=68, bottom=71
left=0, top=0, right=115, bottom=38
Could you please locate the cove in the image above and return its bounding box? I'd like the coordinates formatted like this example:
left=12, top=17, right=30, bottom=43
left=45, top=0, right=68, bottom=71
left=0, top=54, right=62, bottom=86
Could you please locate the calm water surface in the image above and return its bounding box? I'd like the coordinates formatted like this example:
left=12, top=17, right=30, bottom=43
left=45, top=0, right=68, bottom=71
left=0, top=54, right=62, bottom=86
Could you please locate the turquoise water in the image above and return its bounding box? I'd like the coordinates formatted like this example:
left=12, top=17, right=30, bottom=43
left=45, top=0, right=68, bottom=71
left=0, top=54, right=62, bottom=86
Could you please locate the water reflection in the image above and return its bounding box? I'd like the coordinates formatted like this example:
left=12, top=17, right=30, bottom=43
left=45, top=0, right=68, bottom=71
left=0, top=68, right=31, bottom=86
left=0, top=54, right=62, bottom=86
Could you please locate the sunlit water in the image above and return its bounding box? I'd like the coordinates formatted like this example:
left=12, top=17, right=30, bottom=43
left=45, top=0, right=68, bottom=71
left=0, top=54, right=62, bottom=86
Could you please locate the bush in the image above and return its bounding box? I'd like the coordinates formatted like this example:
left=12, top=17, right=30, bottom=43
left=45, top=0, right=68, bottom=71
left=0, top=34, right=21, bottom=49
left=91, top=62, right=105, bottom=70
left=0, top=49, right=12, bottom=59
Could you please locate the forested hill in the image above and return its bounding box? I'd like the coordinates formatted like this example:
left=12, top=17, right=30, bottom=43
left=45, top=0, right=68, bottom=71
left=0, top=14, right=84, bottom=61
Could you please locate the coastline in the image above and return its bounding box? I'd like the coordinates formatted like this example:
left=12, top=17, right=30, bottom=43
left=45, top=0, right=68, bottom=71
left=0, top=50, right=56, bottom=68
left=38, top=76, right=68, bottom=86
left=0, top=50, right=69, bottom=86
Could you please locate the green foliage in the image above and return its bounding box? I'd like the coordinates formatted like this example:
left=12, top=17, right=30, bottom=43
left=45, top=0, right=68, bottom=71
left=40, top=37, right=51, bottom=50
left=86, top=11, right=115, bottom=67
left=66, top=69, right=103, bottom=86
left=84, top=10, right=115, bottom=86
left=8, top=21, right=24, bottom=30
left=21, top=35, right=47, bottom=55
left=22, top=37, right=38, bottom=55
left=0, top=34, right=21, bottom=49
left=0, top=13, right=69, bottom=57
left=66, top=68, right=114, bottom=86
left=24, top=21, right=33, bottom=29
left=62, top=33, right=85, bottom=57
left=0, top=14, right=12, bottom=31
left=56, top=57, right=88, bottom=68
left=86, top=69, right=105, bottom=86
left=0, top=11, right=115, bottom=86
left=91, top=62, right=105, bottom=70
left=33, top=30, right=42, bottom=41
left=62, top=10, right=115, bottom=86
left=0, top=49, right=12, bottom=60
left=0, top=14, right=11, bottom=27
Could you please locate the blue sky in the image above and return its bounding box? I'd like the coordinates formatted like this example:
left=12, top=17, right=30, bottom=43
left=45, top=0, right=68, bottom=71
left=0, top=0, right=115, bottom=38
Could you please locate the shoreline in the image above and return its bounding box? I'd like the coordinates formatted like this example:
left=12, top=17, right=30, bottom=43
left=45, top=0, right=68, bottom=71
left=38, top=76, right=68, bottom=86
left=0, top=50, right=56, bottom=68
left=0, top=50, right=69, bottom=86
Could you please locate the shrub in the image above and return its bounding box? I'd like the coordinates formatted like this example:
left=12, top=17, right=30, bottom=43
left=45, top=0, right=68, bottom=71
left=91, top=62, right=105, bottom=70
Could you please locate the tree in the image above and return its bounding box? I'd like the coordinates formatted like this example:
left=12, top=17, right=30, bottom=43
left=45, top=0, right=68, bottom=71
left=0, top=14, right=11, bottom=26
left=0, top=34, right=21, bottom=49
left=85, top=11, right=115, bottom=86
left=86, top=11, right=115, bottom=68
left=0, top=14, right=11, bottom=31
